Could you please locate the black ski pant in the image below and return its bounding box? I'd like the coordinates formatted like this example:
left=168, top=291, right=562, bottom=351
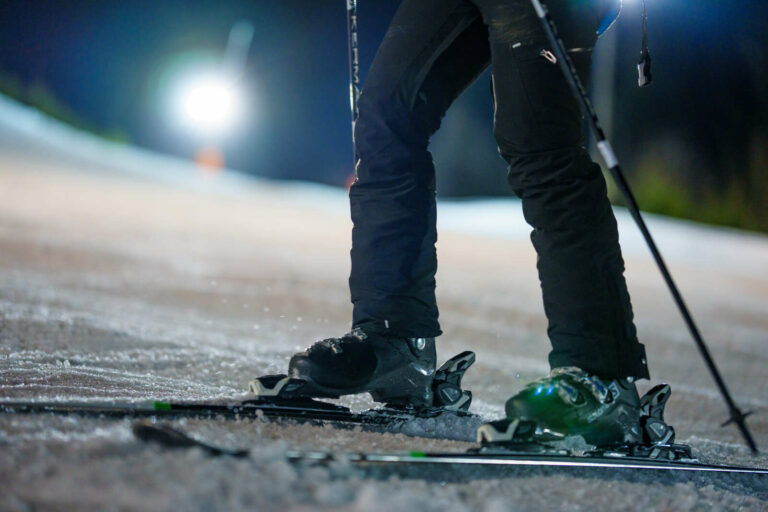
left=349, top=0, right=649, bottom=380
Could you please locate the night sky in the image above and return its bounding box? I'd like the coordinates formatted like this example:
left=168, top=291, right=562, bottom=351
left=1, top=1, right=766, bottom=203
left=0, top=0, right=401, bottom=186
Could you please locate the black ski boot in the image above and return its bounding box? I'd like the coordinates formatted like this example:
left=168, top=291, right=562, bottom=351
left=478, top=367, right=643, bottom=448
left=249, top=326, right=475, bottom=411
left=285, top=326, right=437, bottom=407
left=249, top=326, right=438, bottom=407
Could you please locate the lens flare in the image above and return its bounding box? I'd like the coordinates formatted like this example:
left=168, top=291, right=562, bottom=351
left=173, top=72, right=243, bottom=137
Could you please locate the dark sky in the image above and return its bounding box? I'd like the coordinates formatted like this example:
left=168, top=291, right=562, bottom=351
left=1, top=1, right=766, bottom=198
left=0, top=0, right=401, bottom=186
left=612, top=1, right=768, bottom=190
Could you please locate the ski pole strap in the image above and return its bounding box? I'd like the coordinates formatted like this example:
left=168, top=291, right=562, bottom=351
left=637, top=0, right=652, bottom=87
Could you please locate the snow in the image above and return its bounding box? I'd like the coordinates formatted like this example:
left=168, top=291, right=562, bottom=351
left=1, top=93, right=767, bottom=510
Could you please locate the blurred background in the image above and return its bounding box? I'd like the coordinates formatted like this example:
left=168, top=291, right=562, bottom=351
left=0, top=0, right=766, bottom=232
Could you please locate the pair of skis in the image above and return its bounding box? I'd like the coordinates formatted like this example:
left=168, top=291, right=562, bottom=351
left=4, top=397, right=765, bottom=475
left=2, top=350, right=766, bottom=476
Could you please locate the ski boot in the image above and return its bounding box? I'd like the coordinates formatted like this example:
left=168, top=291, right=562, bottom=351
left=477, top=368, right=692, bottom=460
left=477, top=367, right=643, bottom=448
left=249, top=326, right=475, bottom=412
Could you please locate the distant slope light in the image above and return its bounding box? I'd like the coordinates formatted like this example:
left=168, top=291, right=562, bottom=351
left=175, top=73, right=243, bottom=137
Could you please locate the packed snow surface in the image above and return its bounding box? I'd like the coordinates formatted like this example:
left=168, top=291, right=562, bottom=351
left=1, top=95, right=768, bottom=511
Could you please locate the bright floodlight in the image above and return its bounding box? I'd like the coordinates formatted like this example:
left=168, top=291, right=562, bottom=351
left=175, top=72, right=242, bottom=137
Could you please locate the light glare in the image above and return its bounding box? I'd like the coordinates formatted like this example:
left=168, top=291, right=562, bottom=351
left=174, top=73, right=243, bottom=137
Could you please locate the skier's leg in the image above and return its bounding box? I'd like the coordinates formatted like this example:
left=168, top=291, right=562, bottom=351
left=289, top=0, right=490, bottom=405
left=472, top=0, right=647, bottom=447
left=476, top=0, right=648, bottom=381
left=350, top=0, right=490, bottom=338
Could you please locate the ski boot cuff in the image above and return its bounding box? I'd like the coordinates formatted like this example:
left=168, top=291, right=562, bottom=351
left=352, top=322, right=435, bottom=354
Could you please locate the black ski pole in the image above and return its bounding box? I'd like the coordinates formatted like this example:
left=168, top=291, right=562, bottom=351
left=528, top=0, right=758, bottom=454
left=346, top=0, right=360, bottom=161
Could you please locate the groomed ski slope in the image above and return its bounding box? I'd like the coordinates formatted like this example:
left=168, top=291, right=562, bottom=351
left=1, top=94, right=767, bottom=511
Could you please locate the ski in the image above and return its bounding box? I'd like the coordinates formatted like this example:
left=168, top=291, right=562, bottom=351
left=130, top=421, right=768, bottom=476
left=0, top=351, right=477, bottom=427
left=0, top=397, right=469, bottom=427
left=288, top=449, right=768, bottom=475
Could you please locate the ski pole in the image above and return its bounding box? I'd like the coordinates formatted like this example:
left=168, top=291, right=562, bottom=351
left=528, top=0, right=758, bottom=454
left=346, top=0, right=360, bottom=161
